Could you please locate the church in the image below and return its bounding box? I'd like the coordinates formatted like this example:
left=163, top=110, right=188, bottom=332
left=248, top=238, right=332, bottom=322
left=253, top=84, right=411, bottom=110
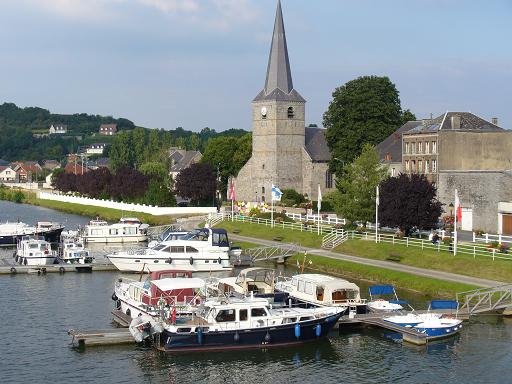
left=234, top=0, right=334, bottom=203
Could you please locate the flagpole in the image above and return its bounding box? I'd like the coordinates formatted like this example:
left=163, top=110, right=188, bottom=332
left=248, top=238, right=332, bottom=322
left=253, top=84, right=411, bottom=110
left=271, top=183, right=274, bottom=228
left=317, top=184, right=320, bottom=235
left=375, top=185, right=379, bottom=243
left=454, top=189, right=457, bottom=256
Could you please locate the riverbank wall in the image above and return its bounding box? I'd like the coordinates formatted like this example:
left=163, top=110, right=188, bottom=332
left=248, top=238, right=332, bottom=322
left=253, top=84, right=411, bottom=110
left=37, top=191, right=217, bottom=216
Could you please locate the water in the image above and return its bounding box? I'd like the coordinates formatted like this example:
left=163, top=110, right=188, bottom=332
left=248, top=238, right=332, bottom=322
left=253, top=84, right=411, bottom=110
left=1, top=201, right=512, bottom=383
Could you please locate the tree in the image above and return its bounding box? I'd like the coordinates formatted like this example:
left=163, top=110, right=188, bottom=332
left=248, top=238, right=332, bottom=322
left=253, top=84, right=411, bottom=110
left=109, top=131, right=134, bottom=171
left=108, top=166, right=148, bottom=201
left=175, top=163, right=216, bottom=206
left=323, top=76, right=403, bottom=177
left=400, top=109, right=417, bottom=126
left=379, top=173, right=442, bottom=236
left=330, top=144, right=388, bottom=224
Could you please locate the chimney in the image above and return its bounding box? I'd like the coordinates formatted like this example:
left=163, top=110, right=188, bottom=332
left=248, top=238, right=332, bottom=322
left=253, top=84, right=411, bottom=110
left=450, top=115, right=461, bottom=130
left=492, top=117, right=498, bottom=125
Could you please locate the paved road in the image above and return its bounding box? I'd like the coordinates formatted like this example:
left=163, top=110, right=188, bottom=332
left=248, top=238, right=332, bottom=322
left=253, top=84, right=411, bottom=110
left=231, top=234, right=505, bottom=288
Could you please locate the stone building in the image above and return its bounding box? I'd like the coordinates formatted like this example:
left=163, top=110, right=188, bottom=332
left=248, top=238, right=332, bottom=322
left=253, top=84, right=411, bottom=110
left=380, top=112, right=512, bottom=234
left=234, top=1, right=333, bottom=203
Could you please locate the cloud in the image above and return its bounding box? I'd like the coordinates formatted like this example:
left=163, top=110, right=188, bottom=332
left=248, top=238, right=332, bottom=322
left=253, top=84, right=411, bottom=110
left=135, top=0, right=200, bottom=14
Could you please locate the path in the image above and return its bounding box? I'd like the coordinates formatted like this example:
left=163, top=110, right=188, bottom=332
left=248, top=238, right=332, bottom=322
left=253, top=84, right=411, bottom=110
left=231, top=234, right=504, bottom=288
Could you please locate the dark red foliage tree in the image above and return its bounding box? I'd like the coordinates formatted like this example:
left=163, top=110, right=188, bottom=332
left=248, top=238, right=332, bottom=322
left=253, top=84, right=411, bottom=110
left=378, top=173, right=442, bottom=236
left=53, top=172, right=77, bottom=193
left=108, top=166, right=149, bottom=201
left=80, top=167, right=112, bottom=198
left=175, top=163, right=216, bottom=205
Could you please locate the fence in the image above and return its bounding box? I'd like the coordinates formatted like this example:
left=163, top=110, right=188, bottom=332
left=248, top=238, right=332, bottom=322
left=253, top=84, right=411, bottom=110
left=284, top=212, right=346, bottom=226
left=37, top=191, right=217, bottom=216
left=473, top=233, right=512, bottom=245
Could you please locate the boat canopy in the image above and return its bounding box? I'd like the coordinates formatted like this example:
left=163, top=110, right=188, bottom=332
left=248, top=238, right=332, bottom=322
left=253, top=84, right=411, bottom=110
left=151, top=277, right=206, bottom=291
left=429, top=300, right=459, bottom=310
left=369, top=285, right=396, bottom=296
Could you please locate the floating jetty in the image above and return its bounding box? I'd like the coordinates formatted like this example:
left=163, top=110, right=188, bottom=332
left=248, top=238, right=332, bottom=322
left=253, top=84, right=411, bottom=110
left=0, top=262, right=118, bottom=275
left=68, top=328, right=134, bottom=348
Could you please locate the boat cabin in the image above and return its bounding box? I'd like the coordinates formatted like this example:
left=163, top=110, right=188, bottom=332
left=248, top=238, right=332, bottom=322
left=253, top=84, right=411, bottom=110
left=217, top=267, right=275, bottom=295
left=180, top=228, right=230, bottom=249
left=128, top=277, right=205, bottom=307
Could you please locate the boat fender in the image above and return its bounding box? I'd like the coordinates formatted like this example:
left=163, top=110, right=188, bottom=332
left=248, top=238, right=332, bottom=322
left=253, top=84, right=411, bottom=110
left=218, top=257, right=221, bottom=264
left=189, top=257, right=193, bottom=265
left=315, top=324, right=322, bottom=338
left=12, top=250, right=16, bottom=258
left=294, top=323, right=301, bottom=339
left=15, top=255, right=19, bottom=263
left=59, top=266, right=65, bottom=274
left=112, top=292, right=118, bottom=301
left=41, top=268, right=47, bottom=274
left=166, top=257, right=172, bottom=264
left=116, top=300, right=121, bottom=310
left=10, top=267, right=16, bottom=274
left=23, top=258, right=27, bottom=266
left=264, top=331, right=271, bottom=343
left=234, top=331, right=240, bottom=343
left=126, top=308, right=131, bottom=317
left=197, top=327, right=203, bottom=345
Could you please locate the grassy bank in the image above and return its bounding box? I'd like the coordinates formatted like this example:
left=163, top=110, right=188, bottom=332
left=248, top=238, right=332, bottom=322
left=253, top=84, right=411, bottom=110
left=218, top=220, right=512, bottom=284
left=287, top=253, right=478, bottom=298
left=1, top=189, right=175, bottom=226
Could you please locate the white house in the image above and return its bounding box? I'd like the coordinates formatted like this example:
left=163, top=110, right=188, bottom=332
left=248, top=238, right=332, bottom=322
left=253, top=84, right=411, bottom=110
left=49, top=124, right=68, bottom=135
left=86, top=143, right=106, bottom=155
left=0, top=166, right=17, bottom=182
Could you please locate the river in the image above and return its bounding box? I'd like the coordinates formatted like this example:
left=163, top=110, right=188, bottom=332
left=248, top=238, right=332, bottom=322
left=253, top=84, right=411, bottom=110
left=0, top=201, right=511, bottom=384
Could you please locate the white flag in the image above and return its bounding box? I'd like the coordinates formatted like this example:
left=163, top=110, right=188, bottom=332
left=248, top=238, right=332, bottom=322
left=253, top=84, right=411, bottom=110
left=376, top=185, right=380, bottom=206
left=271, top=184, right=282, bottom=201
left=317, top=184, right=322, bottom=211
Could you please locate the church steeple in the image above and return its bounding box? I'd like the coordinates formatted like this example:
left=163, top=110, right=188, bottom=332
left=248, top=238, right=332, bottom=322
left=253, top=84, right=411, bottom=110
left=253, top=0, right=305, bottom=102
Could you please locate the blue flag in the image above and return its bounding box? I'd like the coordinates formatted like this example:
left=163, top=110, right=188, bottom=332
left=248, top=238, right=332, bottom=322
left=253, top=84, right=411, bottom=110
left=271, top=184, right=282, bottom=201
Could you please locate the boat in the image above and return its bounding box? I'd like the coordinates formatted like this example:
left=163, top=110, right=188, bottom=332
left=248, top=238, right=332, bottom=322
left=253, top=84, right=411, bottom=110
left=384, top=300, right=463, bottom=340
left=79, top=217, right=149, bottom=244
left=213, top=267, right=288, bottom=304
left=112, top=270, right=206, bottom=319
left=147, top=226, right=189, bottom=248
left=367, top=285, right=407, bottom=313
left=57, top=231, right=94, bottom=264
left=0, top=221, right=64, bottom=246
left=275, top=273, right=367, bottom=315
left=106, top=228, right=233, bottom=273
left=15, top=236, right=56, bottom=266
left=145, top=296, right=344, bottom=352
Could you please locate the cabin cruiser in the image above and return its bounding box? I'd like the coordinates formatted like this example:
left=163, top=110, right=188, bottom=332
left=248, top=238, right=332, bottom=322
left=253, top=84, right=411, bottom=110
left=79, top=217, right=149, bottom=244
left=113, top=270, right=206, bottom=320
left=106, top=228, right=233, bottom=273
left=57, top=231, right=94, bottom=264
left=213, top=267, right=288, bottom=304
left=275, top=274, right=368, bottom=315
left=0, top=221, right=64, bottom=246
left=15, top=236, right=56, bottom=266
left=132, top=295, right=344, bottom=352
left=147, top=226, right=189, bottom=248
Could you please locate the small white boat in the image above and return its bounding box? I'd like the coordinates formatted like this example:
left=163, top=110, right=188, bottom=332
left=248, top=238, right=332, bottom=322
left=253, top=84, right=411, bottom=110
left=367, top=285, right=406, bottom=313
left=15, top=236, right=56, bottom=266
left=58, top=232, right=94, bottom=264
left=0, top=221, right=64, bottom=246
left=80, top=217, right=149, bottom=244
left=275, top=273, right=367, bottom=315
left=106, top=228, right=233, bottom=273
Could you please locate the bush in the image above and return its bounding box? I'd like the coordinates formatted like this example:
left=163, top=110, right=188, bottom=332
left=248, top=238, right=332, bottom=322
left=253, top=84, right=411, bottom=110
left=248, top=207, right=261, bottom=217
left=281, top=189, right=306, bottom=207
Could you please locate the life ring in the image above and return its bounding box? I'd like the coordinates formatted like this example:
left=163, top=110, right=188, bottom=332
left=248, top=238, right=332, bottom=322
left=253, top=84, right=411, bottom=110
left=59, top=266, right=65, bottom=273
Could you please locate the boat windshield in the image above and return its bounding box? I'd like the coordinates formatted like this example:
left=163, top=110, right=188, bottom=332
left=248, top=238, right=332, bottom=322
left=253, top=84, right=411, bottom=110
left=182, top=229, right=209, bottom=241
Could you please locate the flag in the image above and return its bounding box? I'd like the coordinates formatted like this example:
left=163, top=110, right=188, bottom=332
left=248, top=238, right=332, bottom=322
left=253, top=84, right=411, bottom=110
left=228, top=179, right=235, bottom=201
left=376, top=185, right=380, bottom=206
left=271, top=184, right=282, bottom=201
left=455, top=189, right=462, bottom=222
left=317, top=184, right=322, bottom=211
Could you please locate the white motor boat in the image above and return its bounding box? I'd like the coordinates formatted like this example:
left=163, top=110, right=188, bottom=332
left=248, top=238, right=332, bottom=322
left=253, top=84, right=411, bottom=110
left=275, top=273, right=367, bottom=315
left=80, top=217, right=149, bottom=244
left=0, top=221, right=64, bottom=246
left=58, top=231, right=94, bottom=264
left=106, top=228, right=233, bottom=273
left=367, top=285, right=406, bottom=313
left=15, top=236, right=56, bottom=266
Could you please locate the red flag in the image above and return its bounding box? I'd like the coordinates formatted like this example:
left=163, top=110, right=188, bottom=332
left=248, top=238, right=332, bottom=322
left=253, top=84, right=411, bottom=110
left=455, top=189, right=462, bottom=222
left=228, top=179, right=235, bottom=201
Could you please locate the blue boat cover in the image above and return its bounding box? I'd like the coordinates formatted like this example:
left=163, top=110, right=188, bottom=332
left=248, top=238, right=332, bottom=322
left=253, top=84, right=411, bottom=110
left=430, top=300, right=459, bottom=310
left=369, top=285, right=395, bottom=295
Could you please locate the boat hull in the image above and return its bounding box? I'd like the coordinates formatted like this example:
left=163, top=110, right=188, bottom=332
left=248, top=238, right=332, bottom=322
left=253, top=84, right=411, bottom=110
left=0, top=227, right=64, bottom=246
left=107, top=255, right=232, bottom=273
left=414, top=319, right=463, bottom=340
left=82, top=235, right=147, bottom=243
left=156, top=313, right=342, bottom=352
left=17, top=255, right=55, bottom=266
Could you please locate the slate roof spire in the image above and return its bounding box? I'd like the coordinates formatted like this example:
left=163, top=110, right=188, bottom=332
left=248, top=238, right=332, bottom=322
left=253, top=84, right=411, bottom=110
left=253, top=0, right=305, bottom=103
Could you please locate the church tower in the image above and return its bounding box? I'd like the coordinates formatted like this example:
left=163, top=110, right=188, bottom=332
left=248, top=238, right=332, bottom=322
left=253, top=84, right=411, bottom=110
left=235, top=0, right=306, bottom=203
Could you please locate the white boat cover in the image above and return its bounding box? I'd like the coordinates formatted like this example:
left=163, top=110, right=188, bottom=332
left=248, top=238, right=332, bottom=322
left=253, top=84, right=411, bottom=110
left=151, top=277, right=205, bottom=291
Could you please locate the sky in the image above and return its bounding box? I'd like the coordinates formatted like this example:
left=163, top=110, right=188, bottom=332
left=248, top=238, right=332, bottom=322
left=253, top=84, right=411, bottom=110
left=1, top=0, right=511, bottom=132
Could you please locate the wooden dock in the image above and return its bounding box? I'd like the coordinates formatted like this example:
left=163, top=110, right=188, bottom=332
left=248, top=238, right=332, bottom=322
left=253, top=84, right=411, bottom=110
left=0, top=262, right=118, bottom=275
left=68, top=328, right=135, bottom=348
left=111, top=309, right=132, bottom=327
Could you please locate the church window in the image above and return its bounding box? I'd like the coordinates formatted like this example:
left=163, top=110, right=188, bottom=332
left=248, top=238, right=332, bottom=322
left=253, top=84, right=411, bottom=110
left=262, top=187, right=265, bottom=194
left=262, top=164, right=265, bottom=170
left=287, top=107, right=294, bottom=118
left=325, top=171, right=333, bottom=189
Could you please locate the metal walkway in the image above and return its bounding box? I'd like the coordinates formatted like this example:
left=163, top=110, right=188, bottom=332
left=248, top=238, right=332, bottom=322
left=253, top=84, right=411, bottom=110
left=457, top=284, right=512, bottom=315
left=242, top=243, right=301, bottom=264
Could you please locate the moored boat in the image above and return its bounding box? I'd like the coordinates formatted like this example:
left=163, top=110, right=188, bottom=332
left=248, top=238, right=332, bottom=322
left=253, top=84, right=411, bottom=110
left=367, top=285, right=407, bottom=313
left=149, top=296, right=344, bottom=352
left=58, top=231, right=94, bottom=264
left=106, top=228, right=233, bottom=273
left=15, top=236, right=56, bottom=266
left=0, top=221, right=64, bottom=246
left=80, top=217, right=149, bottom=244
